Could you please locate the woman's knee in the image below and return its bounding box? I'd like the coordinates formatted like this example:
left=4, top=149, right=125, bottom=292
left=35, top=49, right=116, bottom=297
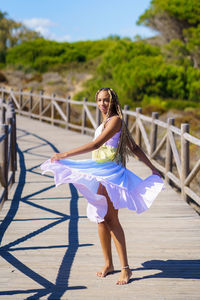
left=104, top=214, right=119, bottom=229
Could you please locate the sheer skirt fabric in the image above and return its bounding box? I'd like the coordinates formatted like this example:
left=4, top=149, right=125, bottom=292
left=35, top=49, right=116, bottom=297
left=41, top=157, right=164, bottom=223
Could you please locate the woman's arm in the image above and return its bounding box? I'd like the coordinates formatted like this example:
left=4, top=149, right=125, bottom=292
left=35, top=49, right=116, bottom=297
left=51, top=116, right=121, bottom=162
left=128, top=140, right=161, bottom=176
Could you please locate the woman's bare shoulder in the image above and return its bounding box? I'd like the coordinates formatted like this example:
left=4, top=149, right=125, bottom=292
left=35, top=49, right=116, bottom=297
left=105, top=115, right=122, bottom=131
left=106, top=115, right=121, bottom=125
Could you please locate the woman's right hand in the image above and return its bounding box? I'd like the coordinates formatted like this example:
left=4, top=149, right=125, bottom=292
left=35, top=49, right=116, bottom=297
left=51, top=152, right=67, bottom=163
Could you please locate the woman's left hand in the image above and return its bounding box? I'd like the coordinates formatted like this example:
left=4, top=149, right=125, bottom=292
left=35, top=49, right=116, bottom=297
left=51, top=153, right=66, bottom=163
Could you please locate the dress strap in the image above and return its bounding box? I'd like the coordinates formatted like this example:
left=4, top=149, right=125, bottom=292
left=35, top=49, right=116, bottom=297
left=104, top=116, right=113, bottom=124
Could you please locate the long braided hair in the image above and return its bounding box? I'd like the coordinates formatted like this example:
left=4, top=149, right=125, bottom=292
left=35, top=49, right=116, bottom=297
left=95, top=87, right=137, bottom=167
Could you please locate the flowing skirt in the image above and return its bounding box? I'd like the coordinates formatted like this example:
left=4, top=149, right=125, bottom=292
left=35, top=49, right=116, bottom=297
left=41, top=158, right=164, bottom=223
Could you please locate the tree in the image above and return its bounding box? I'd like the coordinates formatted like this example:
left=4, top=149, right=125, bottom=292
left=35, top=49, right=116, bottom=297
left=0, top=10, right=41, bottom=63
left=137, top=0, right=200, bottom=42
left=137, top=0, right=200, bottom=69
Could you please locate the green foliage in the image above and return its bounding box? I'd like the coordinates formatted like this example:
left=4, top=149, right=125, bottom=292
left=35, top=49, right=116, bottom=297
left=72, top=40, right=115, bottom=61
left=105, top=34, right=121, bottom=41
left=138, top=0, right=200, bottom=26
left=0, top=9, right=40, bottom=64
left=163, top=39, right=191, bottom=66
left=142, top=95, right=200, bottom=112
left=186, top=66, right=200, bottom=100
left=75, top=40, right=200, bottom=105
left=137, top=0, right=200, bottom=69
left=6, top=39, right=115, bottom=72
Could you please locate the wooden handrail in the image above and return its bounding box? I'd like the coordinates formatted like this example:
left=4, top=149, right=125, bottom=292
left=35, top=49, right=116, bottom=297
left=0, top=87, right=199, bottom=210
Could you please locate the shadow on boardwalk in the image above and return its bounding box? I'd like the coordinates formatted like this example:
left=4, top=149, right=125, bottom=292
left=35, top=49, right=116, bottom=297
left=0, top=128, right=199, bottom=299
left=130, top=259, right=200, bottom=283
left=0, top=130, right=91, bottom=299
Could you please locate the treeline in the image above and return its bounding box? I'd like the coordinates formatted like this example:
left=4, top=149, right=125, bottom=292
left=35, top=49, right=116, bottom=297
left=75, top=40, right=200, bottom=106
left=5, top=39, right=116, bottom=72
left=1, top=0, right=200, bottom=109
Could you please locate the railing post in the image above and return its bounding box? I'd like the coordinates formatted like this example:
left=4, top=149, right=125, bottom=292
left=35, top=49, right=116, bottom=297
left=82, top=97, right=87, bottom=134
left=165, top=118, right=174, bottom=184
left=1, top=93, right=6, bottom=124
left=66, top=96, right=71, bottom=130
left=7, top=116, right=15, bottom=183
left=19, top=88, right=23, bottom=114
left=29, top=89, right=33, bottom=118
left=136, top=107, right=142, bottom=147
left=39, top=90, right=44, bottom=121
left=1, top=87, right=4, bottom=101
left=13, top=111, right=17, bottom=172
left=150, top=112, right=159, bottom=157
left=0, top=124, right=8, bottom=201
left=124, top=105, right=129, bottom=127
left=96, top=104, right=101, bottom=127
left=51, top=93, right=56, bottom=125
left=181, top=123, right=190, bottom=202
left=8, top=102, right=17, bottom=172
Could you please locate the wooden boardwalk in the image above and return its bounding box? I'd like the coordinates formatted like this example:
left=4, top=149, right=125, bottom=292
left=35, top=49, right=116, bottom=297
left=0, top=115, right=200, bottom=300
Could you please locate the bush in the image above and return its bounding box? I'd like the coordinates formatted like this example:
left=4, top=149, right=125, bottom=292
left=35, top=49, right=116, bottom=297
left=75, top=40, right=196, bottom=106
left=6, top=39, right=114, bottom=73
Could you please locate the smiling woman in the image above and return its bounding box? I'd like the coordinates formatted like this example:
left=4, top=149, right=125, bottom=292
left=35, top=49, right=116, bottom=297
left=41, top=87, right=163, bottom=285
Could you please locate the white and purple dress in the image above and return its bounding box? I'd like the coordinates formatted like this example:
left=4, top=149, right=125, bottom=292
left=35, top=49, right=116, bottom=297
left=41, top=120, right=164, bottom=223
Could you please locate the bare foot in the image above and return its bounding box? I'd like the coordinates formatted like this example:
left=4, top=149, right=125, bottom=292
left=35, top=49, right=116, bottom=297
left=116, top=268, right=132, bottom=285
left=96, top=265, right=114, bottom=278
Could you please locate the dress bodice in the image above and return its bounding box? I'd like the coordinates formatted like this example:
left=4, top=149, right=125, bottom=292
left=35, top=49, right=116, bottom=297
left=92, top=118, right=121, bottom=163
left=94, top=123, right=121, bottom=148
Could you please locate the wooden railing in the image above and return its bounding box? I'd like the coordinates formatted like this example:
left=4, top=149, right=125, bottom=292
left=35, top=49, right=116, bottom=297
left=0, top=87, right=200, bottom=210
left=0, top=92, right=17, bottom=207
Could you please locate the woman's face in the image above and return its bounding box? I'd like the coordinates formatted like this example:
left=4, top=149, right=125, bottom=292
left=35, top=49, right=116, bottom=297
left=97, top=90, right=110, bottom=115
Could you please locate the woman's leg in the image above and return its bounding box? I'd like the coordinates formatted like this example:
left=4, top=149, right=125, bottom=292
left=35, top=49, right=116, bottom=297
left=96, top=184, right=114, bottom=277
left=97, top=183, right=132, bottom=284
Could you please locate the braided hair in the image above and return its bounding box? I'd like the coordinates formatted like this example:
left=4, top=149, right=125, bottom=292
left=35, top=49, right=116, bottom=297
left=95, top=88, right=137, bottom=167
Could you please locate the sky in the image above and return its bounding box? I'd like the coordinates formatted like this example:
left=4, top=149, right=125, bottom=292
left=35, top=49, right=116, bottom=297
left=0, top=0, right=156, bottom=42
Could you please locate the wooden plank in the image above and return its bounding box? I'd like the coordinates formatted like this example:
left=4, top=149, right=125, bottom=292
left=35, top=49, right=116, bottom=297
left=122, top=109, right=136, bottom=117
left=168, top=131, right=181, bottom=177
left=151, top=133, right=167, bottom=159
left=185, top=159, right=200, bottom=186
left=150, top=112, right=159, bottom=155
left=29, top=97, right=41, bottom=112
left=84, top=104, right=96, bottom=129
left=151, top=158, right=165, bottom=173
left=138, top=118, right=151, bottom=154
left=170, top=124, right=181, bottom=135
left=184, top=132, right=200, bottom=146
left=138, top=114, right=152, bottom=122
left=10, top=91, right=20, bottom=109
left=167, top=171, right=181, bottom=187
left=69, top=99, right=84, bottom=105
left=181, top=124, right=190, bottom=202
left=154, top=119, right=168, bottom=129
left=129, top=121, right=136, bottom=134
left=68, top=122, right=82, bottom=130
left=40, top=101, right=51, bottom=116
left=184, top=186, right=200, bottom=205
left=52, top=100, right=67, bottom=122
left=20, top=97, right=31, bottom=110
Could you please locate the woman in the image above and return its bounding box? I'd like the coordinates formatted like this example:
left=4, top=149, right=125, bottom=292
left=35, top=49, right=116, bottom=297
left=41, top=88, right=163, bottom=285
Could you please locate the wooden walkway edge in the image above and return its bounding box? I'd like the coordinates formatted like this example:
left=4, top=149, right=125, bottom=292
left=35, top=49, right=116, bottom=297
left=0, top=115, right=200, bottom=300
